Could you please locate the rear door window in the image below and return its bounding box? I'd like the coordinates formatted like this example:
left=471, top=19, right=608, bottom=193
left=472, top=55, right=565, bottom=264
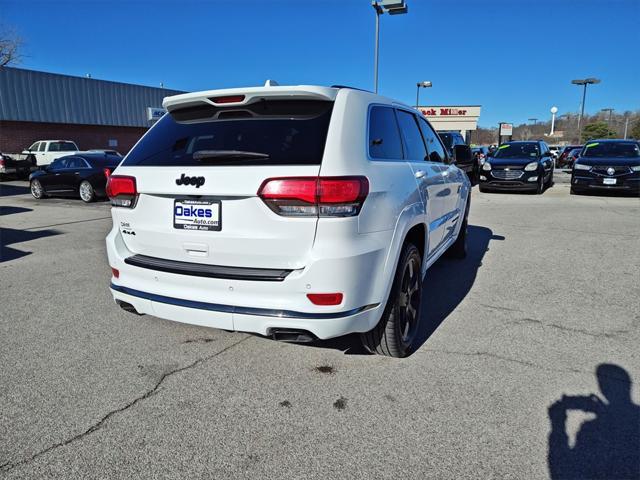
left=122, top=100, right=333, bottom=167
left=368, top=106, right=403, bottom=160
left=396, top=110, right=427, bottom=161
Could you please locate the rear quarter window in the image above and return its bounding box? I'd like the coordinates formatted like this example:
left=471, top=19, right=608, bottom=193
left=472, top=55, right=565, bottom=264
left=368, top=106, right=403, bottom=160
left=122, top=100, right=333, bottom=167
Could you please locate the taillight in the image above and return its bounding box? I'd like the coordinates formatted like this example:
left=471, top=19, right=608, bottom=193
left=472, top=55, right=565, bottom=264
left=111, top=267, right=120, bottom=278
left=307, top=293, right=343, bottom=306
left=106, top=175, right=137, bottom=208
left=257, top=176, right=368, bottom=217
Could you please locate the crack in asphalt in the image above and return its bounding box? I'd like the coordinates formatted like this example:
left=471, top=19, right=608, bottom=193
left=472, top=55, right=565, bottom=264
left=488, top=222, right=639, bottom=238
left=0, top=335, right=251, bottom=473
left=424, top=349, right=633, bottom=385
left=479, top=304, right=633, bottom=339
left=24, top=216, right=112, bottom=231
left=503, top=317, right=626, bottom=339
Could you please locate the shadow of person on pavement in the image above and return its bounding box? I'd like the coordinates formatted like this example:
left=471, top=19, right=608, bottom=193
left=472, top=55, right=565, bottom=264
left=548, top=363, right=640, bottom=479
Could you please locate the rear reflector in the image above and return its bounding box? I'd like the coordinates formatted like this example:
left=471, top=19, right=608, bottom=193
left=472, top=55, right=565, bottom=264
left=307, top=293, right=343, bottom=306
left=209, top=95, right=245, bottom=104
left=111, top=267, right=120, bottom=279
left=106, top=175, right=137, bottom=208
left=257, top=176, right=368, bottom=217
left=103, top=168, right=112, bottom=179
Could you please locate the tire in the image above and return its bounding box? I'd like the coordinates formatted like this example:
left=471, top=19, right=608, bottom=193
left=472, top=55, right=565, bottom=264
left=361, top=242, right=422, bottom=358
left=79, top=180, right=95, bottom=203
left=30, top=179, right=46, bottom=199
left=546, top=169, right=554, bottom=187
left=536, top=173, right=545, bottom=194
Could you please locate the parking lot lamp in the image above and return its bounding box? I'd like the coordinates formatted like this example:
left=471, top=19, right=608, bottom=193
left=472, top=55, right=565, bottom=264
left=571, top=78, right=601, bottom=142
left=372, top=1, right=408, bottom=93
left=415, top=81, right=432, bottom=108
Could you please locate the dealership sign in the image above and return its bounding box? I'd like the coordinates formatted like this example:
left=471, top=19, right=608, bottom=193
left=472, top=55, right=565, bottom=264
left=147, top=107, right=166, bottom=122
left=499, top=122, right=513, bottom=137
left=421, top=107, right=468, bottom=116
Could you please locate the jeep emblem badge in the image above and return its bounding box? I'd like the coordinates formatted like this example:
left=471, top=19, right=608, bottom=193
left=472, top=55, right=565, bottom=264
left=176, top=174, right=205, bottom=188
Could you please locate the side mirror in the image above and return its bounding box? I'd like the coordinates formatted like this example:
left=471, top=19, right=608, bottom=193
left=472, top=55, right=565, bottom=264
left=453, top=144, right=473, bottom=166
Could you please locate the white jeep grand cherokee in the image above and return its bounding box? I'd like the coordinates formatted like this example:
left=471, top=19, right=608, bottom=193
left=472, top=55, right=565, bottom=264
left=106, top=84, right=471, bottom=357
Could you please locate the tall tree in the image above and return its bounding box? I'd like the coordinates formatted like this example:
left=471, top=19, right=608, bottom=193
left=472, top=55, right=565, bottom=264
left=0, top=27, right=22, bottom=67
left=630, top=121, right=640, bottom=140
left=582, top=122, right=616, bottom=141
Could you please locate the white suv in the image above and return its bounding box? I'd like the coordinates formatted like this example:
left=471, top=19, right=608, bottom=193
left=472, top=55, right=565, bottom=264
left=106, top=85, right=471, bottom=357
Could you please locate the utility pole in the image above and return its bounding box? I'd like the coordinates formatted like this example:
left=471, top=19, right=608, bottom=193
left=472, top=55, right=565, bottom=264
left=571, top=78, right=601, bottom=143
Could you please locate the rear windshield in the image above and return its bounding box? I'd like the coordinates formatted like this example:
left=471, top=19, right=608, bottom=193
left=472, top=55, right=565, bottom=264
left=581, top=141, right=640, bottom=158
left=48, top=141, right=77, bottom=152
left=122, top=100, right=334, bottom=167
left=494, top=143, right=539, bottom=158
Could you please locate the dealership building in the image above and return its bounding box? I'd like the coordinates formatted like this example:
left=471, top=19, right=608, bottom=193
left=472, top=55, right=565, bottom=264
left=0, top=67, right=183, bottom=154
left=417, top=105, right=481, bottom=142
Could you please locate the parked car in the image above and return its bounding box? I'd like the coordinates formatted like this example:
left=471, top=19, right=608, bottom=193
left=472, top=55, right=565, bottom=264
left=571, top=139, right=640, bottom=195
left=436, top=131, right=477, bottom=184
left=557, top=145, right=582, bottom=168
left=105, top=84, right=472, bottom=358
left=87, top=149, right=123, bottom=157
left=0, top=152, right=37, bottom=180
left=29, top=152, right=121, bottom=202
left=472, top=146, right=489, bottom=165
left=22, top=140, right=80, bottom=166
left=479, top=140, right=554, bottom=194
left=565, top=148, right=582, bottom=169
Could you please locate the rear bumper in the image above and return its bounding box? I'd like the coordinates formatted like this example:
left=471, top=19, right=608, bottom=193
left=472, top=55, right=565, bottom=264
left=106, top=221, right=393, bottom=339
left=110, top=283, right=381, bottom=340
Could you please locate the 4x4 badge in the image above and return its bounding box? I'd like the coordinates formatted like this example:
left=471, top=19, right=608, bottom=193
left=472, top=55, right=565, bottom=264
left=176, top=174, right=205, bottom=188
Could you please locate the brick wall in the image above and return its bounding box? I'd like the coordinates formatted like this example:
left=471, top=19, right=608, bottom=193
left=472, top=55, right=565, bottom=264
left=0, top=121, right=148, bottom=154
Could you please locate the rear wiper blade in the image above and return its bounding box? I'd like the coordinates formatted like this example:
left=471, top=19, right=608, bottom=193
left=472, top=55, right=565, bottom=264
left=193, top=150, right=270, bottom=161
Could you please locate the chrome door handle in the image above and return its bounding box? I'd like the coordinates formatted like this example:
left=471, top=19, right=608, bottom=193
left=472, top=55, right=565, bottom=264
left=415, top=170, right=426, bottom=179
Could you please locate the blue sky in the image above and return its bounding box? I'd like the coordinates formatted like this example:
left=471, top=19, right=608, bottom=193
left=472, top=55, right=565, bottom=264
left=2, top=0, right=639, bottom=127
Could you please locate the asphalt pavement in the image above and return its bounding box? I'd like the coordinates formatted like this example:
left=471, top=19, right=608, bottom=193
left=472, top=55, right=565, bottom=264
left=1, top=180, right=638, bottom=479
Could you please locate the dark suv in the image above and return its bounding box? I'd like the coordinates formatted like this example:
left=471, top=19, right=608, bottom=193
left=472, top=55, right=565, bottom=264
left=479, top=141, right=554, bottom=194
left=571, top=139, right=640, bottom=195
left=437, top=131, right=477, bottom=184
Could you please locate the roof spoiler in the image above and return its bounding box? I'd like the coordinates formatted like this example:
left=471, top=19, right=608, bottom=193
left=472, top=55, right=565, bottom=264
left=163, top=85, right=338, bottom=112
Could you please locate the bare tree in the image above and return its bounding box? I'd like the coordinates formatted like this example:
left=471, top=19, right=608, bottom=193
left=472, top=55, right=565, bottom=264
left=0, top=27, right=23, bottom=67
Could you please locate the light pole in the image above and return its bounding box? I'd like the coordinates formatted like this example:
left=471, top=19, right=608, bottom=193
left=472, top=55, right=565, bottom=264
left=601, top=108, right=614, bottom=135
left=415, top=81, right=432, bottom=108
left=571, top=77, right=600, bottom=142
left=372, top=1, right=408, bottom=93
left=549, top=106, right=558, bottom=136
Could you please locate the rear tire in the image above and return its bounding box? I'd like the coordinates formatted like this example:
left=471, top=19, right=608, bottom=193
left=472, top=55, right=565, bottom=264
left=361, top=242, right=422, bottom=358
left=79, top=180, right=95, bottom=203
